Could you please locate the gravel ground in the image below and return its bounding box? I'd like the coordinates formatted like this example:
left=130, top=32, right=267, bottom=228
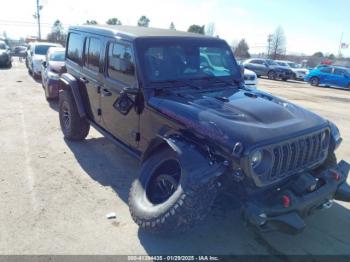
left=0, top=60, right=350, bottom=255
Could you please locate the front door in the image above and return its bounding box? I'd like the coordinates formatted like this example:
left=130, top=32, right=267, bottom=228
left=101, top=40, right=140, bottom=148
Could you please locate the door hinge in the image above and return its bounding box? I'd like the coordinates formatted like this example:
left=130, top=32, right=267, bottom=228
left=97, top=108, right=102, bottom=115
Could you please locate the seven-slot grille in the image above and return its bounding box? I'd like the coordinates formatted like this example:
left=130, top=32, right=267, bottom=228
left=268, top=129, right=328, bottom=180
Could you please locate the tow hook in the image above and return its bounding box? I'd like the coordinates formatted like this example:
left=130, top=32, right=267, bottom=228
left=321, top=200, right=333, bottom=209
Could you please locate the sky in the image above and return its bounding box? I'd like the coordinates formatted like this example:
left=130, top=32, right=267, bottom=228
left=1, top=0, right=350, bottom=57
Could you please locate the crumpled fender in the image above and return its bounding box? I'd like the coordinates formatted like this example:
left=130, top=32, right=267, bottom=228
left=162, top=136, right=227, bottom=189
left=59, top=73, right=86, bottom=118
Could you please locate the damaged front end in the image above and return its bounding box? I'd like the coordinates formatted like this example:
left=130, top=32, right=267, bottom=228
left=243, top=160, right=350, bottom=234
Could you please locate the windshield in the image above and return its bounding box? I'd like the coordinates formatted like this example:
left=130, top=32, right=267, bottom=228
left=277, top=62, right=288, bottom=67
left=137, top=39, right=241, bottom=84
left=287, top=62, right=301, bottom=68
left=266, top=59, right=278, bottom=66
left=35, top=45, right=56, bottom=55
left=49, top=51, right=65, bottom=61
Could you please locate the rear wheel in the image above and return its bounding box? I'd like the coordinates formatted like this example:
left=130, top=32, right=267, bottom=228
left=267, top=70, right=276, bottom=80
left=59, top=89, right=90, bottom=140
left=310, top=77, right=319, bottom=86
left=282, top=77, right=288, bottom=81
left=347, top=83, right=350, bottom=90
left=129, top=148, right=217, bottom=234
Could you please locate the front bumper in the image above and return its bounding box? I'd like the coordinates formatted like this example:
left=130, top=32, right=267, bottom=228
left=243, top=160, right=350, bottom=234
left=276, top=71, right=292, bottom=79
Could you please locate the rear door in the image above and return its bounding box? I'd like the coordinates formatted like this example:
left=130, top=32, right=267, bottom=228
left=100, top=40, right=140, bottom=147
left=331, top=68, right=348, bottom=88
left=81, top=36, right=104, bottom=123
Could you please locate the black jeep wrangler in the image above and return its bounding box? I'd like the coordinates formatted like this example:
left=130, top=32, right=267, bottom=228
left=58, top=25, right=350, bottom=234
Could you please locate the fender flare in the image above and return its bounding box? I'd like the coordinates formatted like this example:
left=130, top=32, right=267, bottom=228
left=59, top=73, right=87, bottom=118
left=157, top=135, right=227, bottom=189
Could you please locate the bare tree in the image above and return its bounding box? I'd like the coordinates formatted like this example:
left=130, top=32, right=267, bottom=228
left=205, top=23, right=215, bottom=36
left=270, top=26, right=286, bottom=59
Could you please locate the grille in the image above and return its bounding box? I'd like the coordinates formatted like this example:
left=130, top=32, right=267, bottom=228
left=268, top=129, right=328, bottom=180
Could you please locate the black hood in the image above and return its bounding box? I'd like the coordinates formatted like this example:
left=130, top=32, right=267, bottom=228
left=149, top=87, right=327, bottom=153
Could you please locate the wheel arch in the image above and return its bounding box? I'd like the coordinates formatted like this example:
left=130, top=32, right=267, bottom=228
left=59, top=73, right=87, bottom=118
left=141, top=134, right=227, bottom=189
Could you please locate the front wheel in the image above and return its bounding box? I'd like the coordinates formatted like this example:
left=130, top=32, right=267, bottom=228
left=282, top=77, right=288, bottom=81
left=59, top=89, right=90, bottom=140
left=310, top=77, right=319, bottom=86
left=267, top=71, right=276, bottom=80
left=129, top=148, right=217, bottom=234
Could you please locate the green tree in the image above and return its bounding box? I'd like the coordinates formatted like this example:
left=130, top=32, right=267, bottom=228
left=234, top=39, right=250, bottom=59
left=169, top=22, right=176, bottom=30
left=187, top=24, right=205, bottom=34
left=327, top=53, right=336, bottom=60
left=47, top=20, right=67, bottom=46
left=85, top=20, right=98, bottom=25
left=137, top=16, right=150, bottom=27
left=312, top=52, right=324, bottom=58
left=106, top=18, right=122, bottom=25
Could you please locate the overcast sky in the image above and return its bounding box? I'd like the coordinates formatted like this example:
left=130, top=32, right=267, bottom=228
left=1, top=0, right=350, bottom=56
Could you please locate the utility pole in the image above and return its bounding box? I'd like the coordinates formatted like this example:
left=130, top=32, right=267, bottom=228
left=338, top=32, right=343, bottom=58
left=267, top=34, right=273, bottom=58
left=33, top=0, right=42, bottom=40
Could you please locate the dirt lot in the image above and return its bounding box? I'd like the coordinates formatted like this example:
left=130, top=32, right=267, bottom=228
left=1, top=61, right=350, bottom=255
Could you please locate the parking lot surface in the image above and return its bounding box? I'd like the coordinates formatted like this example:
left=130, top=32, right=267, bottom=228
left=1, top=61, right=350, bottom=255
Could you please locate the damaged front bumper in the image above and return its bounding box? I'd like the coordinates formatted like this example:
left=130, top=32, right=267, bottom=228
left=243, top=160, right=350, bottom=234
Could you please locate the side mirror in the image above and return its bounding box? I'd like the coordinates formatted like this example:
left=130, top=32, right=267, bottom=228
left=264, top=63, right=269, bottom=67
left=42, top=61, right=47, bottom=67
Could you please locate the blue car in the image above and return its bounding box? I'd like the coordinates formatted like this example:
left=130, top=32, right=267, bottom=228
left=305, top=66, right=350, bottom=89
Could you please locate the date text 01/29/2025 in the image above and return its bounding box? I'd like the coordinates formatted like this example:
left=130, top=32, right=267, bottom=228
left=127, top=255, right=220, bottom=261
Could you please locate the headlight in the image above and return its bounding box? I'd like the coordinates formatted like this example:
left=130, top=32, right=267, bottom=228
left=251, top=150, right=262, bottom=168
left=250, top=149, right=272, bottom=175
left=47, top=71, right=60, bottom=80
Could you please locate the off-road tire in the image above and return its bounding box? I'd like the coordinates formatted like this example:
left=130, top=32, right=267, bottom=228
left=267, top=70, right=276, bottom=80
left=310, top=77, right=319, bottom=86
left=59, top=89, right=90, bottom=140
left=129, top=148, right=218, bottom=234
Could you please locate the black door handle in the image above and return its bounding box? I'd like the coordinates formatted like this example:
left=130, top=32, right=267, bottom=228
left=101, top=88, right=112, bottom=97
left=80, top=77, right=89, bottom=84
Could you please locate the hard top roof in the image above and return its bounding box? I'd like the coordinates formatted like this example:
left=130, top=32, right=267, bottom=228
left=69, top=25, right=217, bottom=41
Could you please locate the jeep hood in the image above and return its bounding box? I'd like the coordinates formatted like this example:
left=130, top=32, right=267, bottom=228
left=149, top=87, right=327, bottom=152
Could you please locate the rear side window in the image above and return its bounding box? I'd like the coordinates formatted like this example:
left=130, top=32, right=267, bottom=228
left=333, top=68, right=346, bottom=75
left=107, top=42, right=136, bottom=85
left=84, top=37, right=102, bottom=72
left=251, top=60, right=263, bottom=64
left=67, top=33, right=83, bottom=64
left=320, top=67, right=332, bottom=73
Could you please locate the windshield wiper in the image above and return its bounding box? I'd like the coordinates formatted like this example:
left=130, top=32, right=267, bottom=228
left=199, top=76, right=242, bottom=88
